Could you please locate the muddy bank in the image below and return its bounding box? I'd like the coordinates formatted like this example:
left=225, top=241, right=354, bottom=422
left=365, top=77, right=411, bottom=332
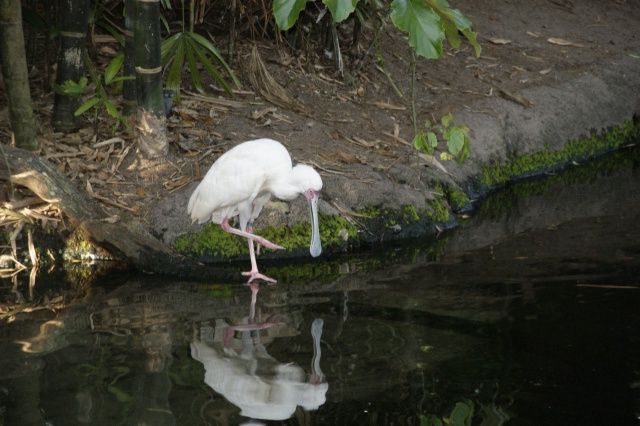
left=154, top=59, right=640, bottom=262
left=146, top=0, right=640, bottom=263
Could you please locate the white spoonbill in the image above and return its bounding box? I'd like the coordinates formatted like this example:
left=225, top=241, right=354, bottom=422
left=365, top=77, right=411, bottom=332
left=188, top=138, right=323, bottom=283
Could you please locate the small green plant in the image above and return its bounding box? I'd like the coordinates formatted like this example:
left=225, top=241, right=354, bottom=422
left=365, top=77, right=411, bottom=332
left=412, top=113, right=471, bottom=163
left=52, top=53, right=133, bottom=132
left=161, top=0, right=240, bottom=103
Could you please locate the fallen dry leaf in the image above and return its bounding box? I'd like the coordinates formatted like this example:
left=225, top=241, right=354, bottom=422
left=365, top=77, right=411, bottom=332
left=100, top=216, right=120, bottom=224
left=547, top=37, right=586, bottom=48
left=497, top=87, right=532, bottom=107
left=251, top=107, right=277, bottom=120
left=417, top=153, right=450, bottom=175
left=328, top=151, right=360, bottom=164
left=367, top=101, right=406, bottom=111
left=163, top=175, right=192, bottom=190
left=488, top=38, right=512, bottom=45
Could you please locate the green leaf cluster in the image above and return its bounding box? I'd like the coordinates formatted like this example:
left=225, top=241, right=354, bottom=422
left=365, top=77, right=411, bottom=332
left=54, top=53, right=132, bottom=132
left=72, top=52, right=131, bottom=132
left=413, top=113, right=471, bottom=163
left=52, top=77, right=89, bottom=98
left=273, top=0, right=480, bottom=60
left=161, top=31, right=240, bottom=102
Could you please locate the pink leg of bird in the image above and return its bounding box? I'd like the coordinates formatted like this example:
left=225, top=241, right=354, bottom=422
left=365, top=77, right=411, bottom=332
left=243, top=218, right=275, bottom=283
left=220, top=217, right=282, bottom=283
left=220, top=217, right=284, bottom=250
left=243, top=238, right=277, bottom=283
left=245, top=218, right=262, bottom=255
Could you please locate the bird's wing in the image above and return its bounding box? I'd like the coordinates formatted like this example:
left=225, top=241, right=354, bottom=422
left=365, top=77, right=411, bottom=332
left=188, top=148, right=268, bottom=224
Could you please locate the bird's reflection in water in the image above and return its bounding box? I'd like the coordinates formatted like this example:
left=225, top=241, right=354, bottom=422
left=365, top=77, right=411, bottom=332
left=191, top=284, right=328, bottom=422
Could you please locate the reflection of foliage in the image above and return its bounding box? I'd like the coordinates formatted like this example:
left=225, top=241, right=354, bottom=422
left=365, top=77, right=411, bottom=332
left=169, top=344, right=205, bottom=387
left=420, top=399, right=474, bottom=425
left=72, top=349, right=135, bottom=422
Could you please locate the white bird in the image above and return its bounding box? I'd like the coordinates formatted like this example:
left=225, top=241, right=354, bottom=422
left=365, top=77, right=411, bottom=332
left=188, top=138, right=323, bottom=283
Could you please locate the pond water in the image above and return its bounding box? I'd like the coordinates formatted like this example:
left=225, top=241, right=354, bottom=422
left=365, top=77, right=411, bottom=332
left=2, top=151, right=640, bottom=425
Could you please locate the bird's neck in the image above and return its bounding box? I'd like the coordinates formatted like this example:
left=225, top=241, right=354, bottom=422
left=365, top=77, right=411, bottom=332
left=270, top=177, right=301, bottom=201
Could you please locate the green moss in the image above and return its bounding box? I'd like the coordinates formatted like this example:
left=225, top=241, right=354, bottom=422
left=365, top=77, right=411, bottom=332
left=426, top=198, right=451, bottom=223
left=318, top=212, right=359, bottom=242
left=176, top=202, right=452, bottom=261
left=403, top=204, right=420, bottom=222
left=480, top=144, right=640, bottom=217
left=481, top=120, right=640, bottom=188
left=174, top=224, right=246, bottom=258
left=432, top=182, right=470, bottom=212
left=447, top=188, right=471, bottom=211
left=175, top=212, right=360, bottom=259
left=357, top=206, right=381, bottom=219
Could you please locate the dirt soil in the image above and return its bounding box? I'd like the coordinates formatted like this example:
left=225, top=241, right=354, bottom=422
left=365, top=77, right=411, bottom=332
left=4, top=0, right=640, bottom=258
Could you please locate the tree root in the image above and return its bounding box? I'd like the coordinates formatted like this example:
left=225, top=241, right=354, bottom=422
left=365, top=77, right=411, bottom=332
left=0, top=145, right=235, bottom=280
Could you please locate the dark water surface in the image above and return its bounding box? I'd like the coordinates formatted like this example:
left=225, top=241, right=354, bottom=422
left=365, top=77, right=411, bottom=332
left=2, top=154, right=640, bottom=425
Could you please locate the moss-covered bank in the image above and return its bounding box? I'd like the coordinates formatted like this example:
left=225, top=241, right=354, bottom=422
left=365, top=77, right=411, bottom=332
left=479, top=119, right=640, bottom=191
left=174, top=200, right=457, bottom=262
left=175, top=118, right=640, bottom=263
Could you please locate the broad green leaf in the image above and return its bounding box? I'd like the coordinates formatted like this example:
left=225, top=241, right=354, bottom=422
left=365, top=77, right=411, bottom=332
left=75, top=97, right=102, bottom=116
left=427, top=131, right=438, bottom=149
left=412, top=133, right=427, bottom=151
left=323, top=0, right=358, bottom=23
left=104, top=54, right=124, bottom=85
left=457, top=134, right=471, bottom=163
left=425, top=0, right=471, bottom=29
left=462, top=28, right=481, bottom=58
left=273, top=0, right=308, bottom=31
left=441, top=19, right=460, bottom=49
left=444, top=127, right=465, bottom=156
left=425, top=0, right=481, bottom=57
left=390, top=0, right=444, bottom=59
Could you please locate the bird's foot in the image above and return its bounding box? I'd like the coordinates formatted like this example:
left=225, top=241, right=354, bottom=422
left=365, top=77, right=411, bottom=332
left=242, top=270, right=277, bottom=284
left=252, top=236, right=284, bottom=251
